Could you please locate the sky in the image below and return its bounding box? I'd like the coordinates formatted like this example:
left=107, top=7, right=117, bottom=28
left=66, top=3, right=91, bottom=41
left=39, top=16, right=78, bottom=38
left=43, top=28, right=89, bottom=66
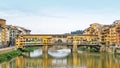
left=0, top=0, right=120, bottom=34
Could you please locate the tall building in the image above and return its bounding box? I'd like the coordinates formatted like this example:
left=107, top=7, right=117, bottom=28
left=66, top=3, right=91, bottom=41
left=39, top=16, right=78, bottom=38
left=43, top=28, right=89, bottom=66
left=0, top=18, right=6, bottom=47
left=109, top=25, right=116, bottom=45
left=113, top=20, right=120, bottom=46
left=101, top=25, right=110, bottom=45
left=83, top=21, right=120, bottom=46
left=83, top=23, right=102, bottom=35
left=6, top=25, right=31, bottom=46
left=83, top=23, right=102, bottom=45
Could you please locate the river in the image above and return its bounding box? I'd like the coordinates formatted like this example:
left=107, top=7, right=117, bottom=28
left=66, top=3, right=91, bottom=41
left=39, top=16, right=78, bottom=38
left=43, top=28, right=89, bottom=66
left=0, top=49, right=120, bottom=68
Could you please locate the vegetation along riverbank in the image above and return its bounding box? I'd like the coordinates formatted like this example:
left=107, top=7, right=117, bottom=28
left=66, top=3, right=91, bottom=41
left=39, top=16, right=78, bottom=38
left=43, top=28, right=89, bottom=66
left=79, top=47, right=99, bottom=52
left=0, top=47, right=37, bottom=63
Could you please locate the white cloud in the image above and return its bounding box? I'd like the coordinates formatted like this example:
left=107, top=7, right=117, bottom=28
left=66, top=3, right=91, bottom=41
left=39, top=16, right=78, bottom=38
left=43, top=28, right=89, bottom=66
left=0, top=9, right=120, bottom=34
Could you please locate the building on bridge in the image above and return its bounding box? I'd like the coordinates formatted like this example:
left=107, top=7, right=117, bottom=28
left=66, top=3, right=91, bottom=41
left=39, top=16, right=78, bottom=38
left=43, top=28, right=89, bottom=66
left=15, top=34, right=99, bottom=49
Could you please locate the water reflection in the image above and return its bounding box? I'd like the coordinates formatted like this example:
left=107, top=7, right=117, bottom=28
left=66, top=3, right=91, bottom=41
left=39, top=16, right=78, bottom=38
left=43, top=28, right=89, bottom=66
left=30, top=49, right=42, bottom=58
left=48, top=49, right=71, bottom=58
left=0, top=49, right=120, bottom=68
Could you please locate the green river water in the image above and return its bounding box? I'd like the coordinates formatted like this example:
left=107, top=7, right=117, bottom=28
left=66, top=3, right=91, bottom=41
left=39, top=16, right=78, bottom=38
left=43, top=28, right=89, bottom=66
left=0, top=49, right=120, bottom=68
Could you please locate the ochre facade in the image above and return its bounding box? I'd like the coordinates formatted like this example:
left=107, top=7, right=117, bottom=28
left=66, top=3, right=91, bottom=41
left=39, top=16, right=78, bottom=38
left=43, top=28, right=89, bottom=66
left=0, top=19, right=7, bottom=46
left=15, top=34, right=98, bottom=48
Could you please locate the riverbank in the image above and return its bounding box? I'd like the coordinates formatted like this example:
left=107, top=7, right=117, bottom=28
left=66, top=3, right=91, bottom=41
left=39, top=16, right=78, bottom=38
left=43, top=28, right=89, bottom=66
left=0, top=47, right=16, bottom=54
left=20, top=47, right=37, bottom=52
left=78, top=47, right=99, bottom=52
left=0, top=47, right=37, bottom=63
left=0, top=50, right=21, bottom=63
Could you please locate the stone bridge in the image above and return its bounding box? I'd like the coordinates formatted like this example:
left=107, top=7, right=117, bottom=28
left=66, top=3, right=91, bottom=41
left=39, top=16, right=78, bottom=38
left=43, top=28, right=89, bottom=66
left=15, top=34, right=100, bottom=52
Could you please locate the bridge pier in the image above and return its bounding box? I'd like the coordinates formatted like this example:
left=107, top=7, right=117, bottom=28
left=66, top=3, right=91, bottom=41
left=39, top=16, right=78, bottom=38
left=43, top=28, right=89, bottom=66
left=72, top=41, right=78, bottom=52
left=42, top=45, right=48, bottom=52
left=72, top=44, right=78, bottom=52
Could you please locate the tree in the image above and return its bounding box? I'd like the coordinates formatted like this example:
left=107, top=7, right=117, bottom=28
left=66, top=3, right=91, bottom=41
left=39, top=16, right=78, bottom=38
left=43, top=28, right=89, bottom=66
left=71, top=30, right=83, bottom=34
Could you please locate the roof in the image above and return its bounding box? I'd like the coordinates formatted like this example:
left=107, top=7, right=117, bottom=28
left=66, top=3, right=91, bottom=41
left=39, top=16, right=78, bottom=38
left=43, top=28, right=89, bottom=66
left=0, top=18, right=6, bottom=21
left=15, top=26, right=31, bottom=32
left=103, top=25, right=110, bottom=27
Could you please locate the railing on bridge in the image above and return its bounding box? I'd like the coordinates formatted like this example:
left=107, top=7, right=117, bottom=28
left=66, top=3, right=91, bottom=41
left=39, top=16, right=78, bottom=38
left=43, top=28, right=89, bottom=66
left=23, top=42, right=52, bottom=46
left=23, top=42, right=99, bottom=46
left=67, top=43, right=99, bottom=45
left=23, top=43, right=68, bottom=46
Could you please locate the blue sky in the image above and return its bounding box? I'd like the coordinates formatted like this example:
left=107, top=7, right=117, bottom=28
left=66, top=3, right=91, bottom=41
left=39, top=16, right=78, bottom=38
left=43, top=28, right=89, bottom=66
left=0, top=0, right=120, bottom=34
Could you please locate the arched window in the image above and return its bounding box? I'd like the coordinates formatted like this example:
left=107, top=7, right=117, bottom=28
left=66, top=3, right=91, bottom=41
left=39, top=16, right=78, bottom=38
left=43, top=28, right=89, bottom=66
left=58, top=39, right=62, bottom=43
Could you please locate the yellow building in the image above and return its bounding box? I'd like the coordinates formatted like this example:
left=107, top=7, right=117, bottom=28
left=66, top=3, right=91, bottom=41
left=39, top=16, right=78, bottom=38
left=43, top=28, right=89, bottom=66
left=115, top=23, right=120, bottom=45
left=72, top=34, right=98, bottom=45
left=109, top=25, right=116, bottom=45
left=109, top=21, right=120, bottom=46
left=0, top=18, right=6, bottom=46
left=101, top=25, right=110, bottom=45
left=16, top=34, right=54, bottom=48
left=16, top=34, right=99, bottom=48
left=83, top=21, right=120, bottom=46
left=83, top=23, right=102, bottom=44
left=52, top=34, right=67, bottom=45
left=93, top=20, right=120, bottom=46
left=16, top=34, right=68, bottom=48
left=83, top=23, right=102, bottom=35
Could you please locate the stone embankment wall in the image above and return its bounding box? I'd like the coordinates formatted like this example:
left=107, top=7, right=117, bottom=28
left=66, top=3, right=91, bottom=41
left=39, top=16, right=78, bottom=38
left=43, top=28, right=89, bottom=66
left=100, top=45, right=120, bottom=53
left=0, top=47, right=16, bottom=54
